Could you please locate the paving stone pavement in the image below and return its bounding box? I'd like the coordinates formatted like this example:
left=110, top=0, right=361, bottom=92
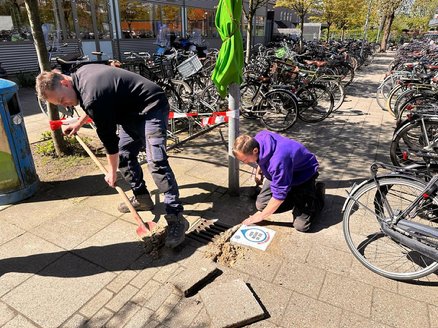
left=1, top=52, right=437, bottom=328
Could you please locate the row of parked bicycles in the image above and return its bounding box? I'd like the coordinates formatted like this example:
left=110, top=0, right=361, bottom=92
left=41, top=39, right=375, bottom=138
left=342, top=40, right=438, bottom=281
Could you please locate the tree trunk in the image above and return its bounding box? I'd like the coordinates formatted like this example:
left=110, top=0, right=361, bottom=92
left=326, top=24, right=331, bottom=41
left=245, top=0, right=255, bottom=64
left=24, top=0, right=66, bottom=156
left=380, top=12, right=394, bottom=52
left=299, top=15, right=305, bottom=53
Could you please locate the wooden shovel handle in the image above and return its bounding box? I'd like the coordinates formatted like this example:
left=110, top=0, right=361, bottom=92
left=75, top=135, right=153, bottom=232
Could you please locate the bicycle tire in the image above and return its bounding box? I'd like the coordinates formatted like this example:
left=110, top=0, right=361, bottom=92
left=390, top=117, right=438, bottom=167
left=396, top=94, right=438, bottom=124
left=343, top=177, right=438, bottom=280
left=199, top=84, right=228, bottom=113
left=38, top=97, right=77, bottom=119
left=240, top=83, right=263, bottom=118
left=296, top=84, right=334, bottom=123
left=316, top=78, right=345, bottom=111
left=386, top=84, right=405, bottom=115
left=258, top=89, right=298, bottom=132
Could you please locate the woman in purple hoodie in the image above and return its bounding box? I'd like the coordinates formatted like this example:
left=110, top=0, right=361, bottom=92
left=232, top=131, right=325, bottom=232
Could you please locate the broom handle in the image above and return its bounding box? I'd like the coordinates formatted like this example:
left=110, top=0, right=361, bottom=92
left=75, top=135, right=147, bottom=226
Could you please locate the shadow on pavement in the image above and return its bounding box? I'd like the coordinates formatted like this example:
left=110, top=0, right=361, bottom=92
left=0, top=241, right=197, bottom=278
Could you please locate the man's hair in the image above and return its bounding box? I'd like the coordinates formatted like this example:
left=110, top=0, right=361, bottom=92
left=35, top=70, right=64, bottom=100
left=232, top=134, right=259, bottom=155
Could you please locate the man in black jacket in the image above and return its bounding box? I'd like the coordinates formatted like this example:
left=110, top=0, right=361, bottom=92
left=35, top=64, right=188, bottom=248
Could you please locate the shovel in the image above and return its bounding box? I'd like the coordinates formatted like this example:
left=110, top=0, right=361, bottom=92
left=75, top=134, right=156, bottom=238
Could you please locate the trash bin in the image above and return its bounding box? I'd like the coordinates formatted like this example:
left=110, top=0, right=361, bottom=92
left=0, top=79, right=38, bottom=205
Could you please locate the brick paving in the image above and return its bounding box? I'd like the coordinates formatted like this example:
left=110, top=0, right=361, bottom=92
left=0, top=52, right=437, bottom=328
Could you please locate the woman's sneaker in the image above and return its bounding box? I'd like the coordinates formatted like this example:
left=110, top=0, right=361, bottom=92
left=117, top=193, right=154, bottom=213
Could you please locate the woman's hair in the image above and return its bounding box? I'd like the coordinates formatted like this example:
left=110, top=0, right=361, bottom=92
left=232, top=134, right=259, bottom=155
left=35, top=70, right=63, bottom=100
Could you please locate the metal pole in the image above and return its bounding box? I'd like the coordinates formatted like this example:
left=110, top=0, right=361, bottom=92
left=228, top=83, right=240, bottom=196
left=89, top=0, right=102, bottom=60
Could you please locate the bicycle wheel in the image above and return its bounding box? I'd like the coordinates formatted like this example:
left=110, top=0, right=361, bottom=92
left=343, top=177, right=438, bottom=280
left=296, top=84, right=334, bottom=123
left=240, top=83, right=262, bottom=118
left=316, top=78, right=345, bottom=111
left=390, top=117, right=438, bottom=167
left=199, top=84, right=228, bottom=113
left=38, top=98, right=77, bottom=119
left=258, top=89, right=298, bottom=132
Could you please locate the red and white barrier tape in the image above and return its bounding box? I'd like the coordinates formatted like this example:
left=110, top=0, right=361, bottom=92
left=49, top=110, right=237, bottom=130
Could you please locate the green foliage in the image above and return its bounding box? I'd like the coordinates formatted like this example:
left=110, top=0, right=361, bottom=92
left=15, top=71, right=37, bottom=88
left=35, top=132, right=94, bottom=158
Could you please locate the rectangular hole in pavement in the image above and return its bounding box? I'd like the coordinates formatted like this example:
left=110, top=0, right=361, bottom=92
left=187, top=219, right=232, bottom=244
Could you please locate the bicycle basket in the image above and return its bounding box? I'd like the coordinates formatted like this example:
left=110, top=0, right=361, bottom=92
left=177, top=55, right=202, bottom=78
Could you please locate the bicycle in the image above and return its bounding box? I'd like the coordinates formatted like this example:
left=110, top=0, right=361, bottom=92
left=342, top=162, right=438, bottom=280
left=240, top=76, right=299, bottom=132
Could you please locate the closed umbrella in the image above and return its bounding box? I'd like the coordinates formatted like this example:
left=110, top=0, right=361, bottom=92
left=212, top=0, right=244, bottom=195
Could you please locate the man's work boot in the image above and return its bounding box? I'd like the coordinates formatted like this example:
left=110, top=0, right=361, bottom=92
left=117, top=193, right=154, bottom=213
left=315, top=182, right=326, bottom=211
left=164, top=213, right=189, bottom=248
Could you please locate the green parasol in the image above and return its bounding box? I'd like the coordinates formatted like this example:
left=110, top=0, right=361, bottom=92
left=211, top=0, right=244, bottom=98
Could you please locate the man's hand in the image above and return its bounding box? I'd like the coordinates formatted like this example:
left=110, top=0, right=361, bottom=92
left=243, top=211, right=264, bottom=225
left=62, top=121, right=81, bottom=136
left=104, top=171, right=117, bottom=188
left=254, top=166, right=264, bottom=185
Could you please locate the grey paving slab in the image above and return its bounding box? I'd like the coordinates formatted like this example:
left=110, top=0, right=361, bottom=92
left=0, top=233, right=64, bottom=297
left=319, top=272, right=374, bottom=317
left=0, top=301, right=15, bottom=326
left=246, top=277, right=292, bottom=326
left=150, top=292, right=181, bottom=322
left=2, top=253, right=115, bottom=328
left=32, top=206, right=116, bottom=249
left=0, top=192, right=77, bottom=230
left=123, top=307, right=154, bottom=328
left=339, top=311, right=392, bottom=328
left=199, top=279, right=265, bottom=328
left=79, top=288, right=114, bottom=318
left=131, top=279, right=162, bottom=306
left=371, top=288, right=430, bottom=328
left=397, top=277, right=438, bottom=306
left=223, top=242, right=284, bottom=281
left=347, top=260, right=399, bottom=292
left=305, top=244, right=353, bottom=276
left=105, top=284, right=139, bottom=312
left=106, top=269, right=137, bottom=293
left=188, top=307, right=211, bottom=328
left=281, top=292, right=342, bottom=328
left=87, top=307, right=114, bottom=327
left=170, top=258, right=220, bottom=296
left=0, top=220, right=25, bottom=246
left=60, top=313, right=87, bottom=328
left=161, top=294, right=203, bottom=327
left=2, top=315, right=39, bottom=328
left=106, top=301, right=141, bottom=328
left=430, top=305, right=438, bottom=328
left=73, top=220, right=146, bottom=271
left=143, top=282, right=174, bottom=311
left=273, top=261, right=326, bottom=298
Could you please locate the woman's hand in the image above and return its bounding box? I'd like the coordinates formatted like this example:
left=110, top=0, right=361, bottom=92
left=243, top=211, right=264, bottom=225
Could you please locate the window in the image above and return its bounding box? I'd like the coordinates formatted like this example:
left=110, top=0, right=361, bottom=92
left=255, top=15, right=264, bottom=37
left=187, top=8, right=215, bottom=38
left=76, top=0, right=111, bottom=40
left=119, top=1, right=181, bottom=39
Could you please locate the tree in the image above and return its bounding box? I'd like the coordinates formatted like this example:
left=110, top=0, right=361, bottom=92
left=378, top=0, right=404, bottom=51
left=23, top=0, right=66, bottom=156
left=313, top=0, right=337, bottom=40
left=243, top=0, right=270, bottom=63
left=276, top=0, right=319, bottom=51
